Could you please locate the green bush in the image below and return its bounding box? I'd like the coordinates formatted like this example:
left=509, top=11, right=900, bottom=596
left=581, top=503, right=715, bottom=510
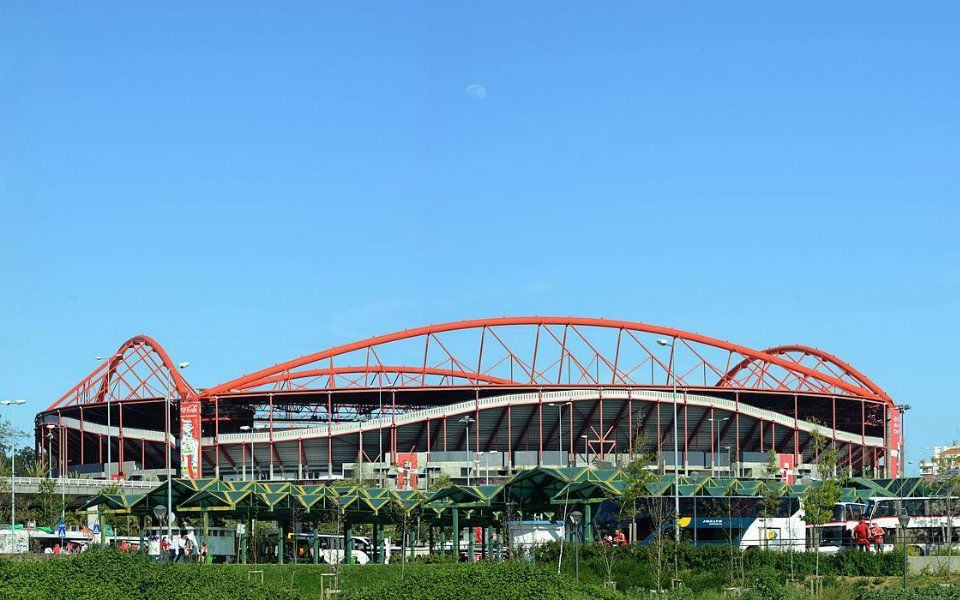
left=0, top=549, right=302, bottom=600
left=336, top=560, right=625, bottom=600
left=859, top=586, right=960, bottom=600
left=531, top=542, right=903, bottom=592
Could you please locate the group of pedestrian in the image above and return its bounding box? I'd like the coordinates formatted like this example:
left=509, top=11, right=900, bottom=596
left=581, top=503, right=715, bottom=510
left=600, top=528, right=629, bottom=547
left=852, top=518, right=886, bottom=552
left=158, top=535, right=208, bottom=563
left=43, top=542, right=87, bottom=556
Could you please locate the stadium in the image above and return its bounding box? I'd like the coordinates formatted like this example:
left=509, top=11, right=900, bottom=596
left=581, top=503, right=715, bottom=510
left=34, top=317, right=902, bottom=486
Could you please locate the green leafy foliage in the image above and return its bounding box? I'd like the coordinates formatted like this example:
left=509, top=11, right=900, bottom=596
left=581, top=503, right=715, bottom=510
left=859, top=586, right=960, bottom=600
left=532, top=541, right=905, bottom=592
left=336, top=561, right=626, bottom=600
left=0, top=548, right=301, bottom=600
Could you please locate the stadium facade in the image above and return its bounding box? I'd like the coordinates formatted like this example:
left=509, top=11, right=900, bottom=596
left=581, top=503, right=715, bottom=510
left=34, top=317, right=903, bottom=486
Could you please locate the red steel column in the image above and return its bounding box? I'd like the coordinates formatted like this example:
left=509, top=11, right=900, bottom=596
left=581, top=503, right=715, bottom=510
left=860, top=400, right=867, bottom=475
left=598, top=388, right=604, bottom=460
left=214, top=397, right=220, bottom=477
left=793, top=394, right=799, bottom=467
left=79, top=406, right=85, bottom=466
left=682, top=390, right=688, bottom=474
left=507, top=405, right=513, bottom=468
left=327, top=391, right=333, bottom=477
left=734, top=391, right=741, bottom=473
left=537, top=388, right=543, bottom=465
left=475, top=388, right=481, bottom=454
left=832, top=396, right=837, bottom=450
left=164, top=400, right=169, bottom=477
left=118, top=403, right=124, bottom=476
left=269, top=394, right=275, bottom=479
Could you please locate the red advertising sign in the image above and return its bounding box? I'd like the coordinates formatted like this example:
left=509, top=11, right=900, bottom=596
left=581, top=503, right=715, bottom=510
left=395, top=452, right=418, bottom=490
left=889, top=409, right=902, bottom=477
left=777, top=453, right=795, bottom=485
left=179, top=399, right=202, bottom=479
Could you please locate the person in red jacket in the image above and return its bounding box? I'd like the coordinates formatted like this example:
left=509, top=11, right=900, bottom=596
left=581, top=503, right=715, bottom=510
left=612, top=529, right=628, bottom=547
left=870, top=522, right=886, bottom=553
left=853, top=518, right=871, bottom=552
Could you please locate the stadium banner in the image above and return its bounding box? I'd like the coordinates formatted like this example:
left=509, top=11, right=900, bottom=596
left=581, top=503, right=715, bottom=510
left=179, top=398, right=202, bottom=479
left=777, top=453, right=795, bottom=484
left=395, top=452, right=418, bottom=490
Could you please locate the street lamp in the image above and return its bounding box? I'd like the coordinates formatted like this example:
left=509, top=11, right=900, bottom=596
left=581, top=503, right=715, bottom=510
left=656, top=337, right=681, bottom=582
left=481, top=451, right=495, bottom=485
left=568, top=510, right=583, bottom=582
left=45, top=424, right=55, bottom=477
left=460, top=416, right=474, bottom=485
left=45, top=422, right=67, bottom=521
left=240, top=426, right=252, bottom=481
left=580, top=434, right=588, bottom=467
left=1, top=400, right=26, bottom=535
left=550, top=402, right=572, bottom=467
left=708, top=416, right=728, bottom=476
left=95, top=354, right=121, bottom=480
left=897, top=404, right=911, bottom=479
left=898, top=508, right=911, bottom=590
left=164, top=395, right=172, bottom=544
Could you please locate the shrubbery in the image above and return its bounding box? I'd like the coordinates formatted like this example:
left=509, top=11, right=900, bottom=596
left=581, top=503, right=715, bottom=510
left=531, top=541, right=905, bottom=592
left=859, top=586, right=960, bottom=600
left=337, top=560, right=625, bottom=600
left=0, top=549, right=301, bottom=600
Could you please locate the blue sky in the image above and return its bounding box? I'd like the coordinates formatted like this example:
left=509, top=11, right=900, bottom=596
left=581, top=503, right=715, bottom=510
left=1, top=3, right=957, bottom=471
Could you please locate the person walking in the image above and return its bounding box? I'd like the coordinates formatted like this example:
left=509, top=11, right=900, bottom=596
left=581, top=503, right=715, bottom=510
left=853, top=518, right=871, bottom=552
left=870, top=522, right=885, bottom=553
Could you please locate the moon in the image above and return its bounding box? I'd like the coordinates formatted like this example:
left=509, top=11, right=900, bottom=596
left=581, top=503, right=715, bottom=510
left=464, top=83, right=486, bottom=101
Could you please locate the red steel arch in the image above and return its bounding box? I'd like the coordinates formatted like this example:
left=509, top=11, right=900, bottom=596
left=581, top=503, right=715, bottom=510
left=201, top=316, right=891, bottom=405
left=47, top=335, right=196, bottom=410
left=245, top=365, right=516, bottom=392
left=718, top=344, right=891, bottom=401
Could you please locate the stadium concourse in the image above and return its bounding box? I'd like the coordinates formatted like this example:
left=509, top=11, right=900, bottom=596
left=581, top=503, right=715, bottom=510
left=35, top=317, right=904, bottom=487
left=80, top=468, right=936, bottom=564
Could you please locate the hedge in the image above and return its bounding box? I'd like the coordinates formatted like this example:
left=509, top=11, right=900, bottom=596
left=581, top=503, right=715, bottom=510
left=531, top=542, right=905, bottom=592
left=0, top=549, right=301, bottom=600
left=859, top=586, right=960, bottom=600
left=336, top=561, right=626, bottom=600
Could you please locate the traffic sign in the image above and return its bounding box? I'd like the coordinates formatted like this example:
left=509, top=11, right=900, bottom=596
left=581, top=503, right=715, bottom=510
left=57, top=520, right=66, bottom=537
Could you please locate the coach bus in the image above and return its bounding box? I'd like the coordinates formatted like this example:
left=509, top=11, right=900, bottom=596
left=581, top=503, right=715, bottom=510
left=600, top=497, right=875, bottom=552
left=864, top=496, right=960, bottom=556
left=597, top=496, right=807, bottom=550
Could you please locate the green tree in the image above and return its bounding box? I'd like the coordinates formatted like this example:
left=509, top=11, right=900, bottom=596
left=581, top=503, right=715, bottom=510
left=931, top=444, right=960, bottom=567
left=427, top=473, right=452, bottom=492
left=759, top=450, right=781, bottom=551
left=801, top=425, right=842, bottom=578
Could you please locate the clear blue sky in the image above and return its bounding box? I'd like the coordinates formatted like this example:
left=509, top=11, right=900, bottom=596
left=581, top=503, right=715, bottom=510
left=1, top=3, right=957, bottom=472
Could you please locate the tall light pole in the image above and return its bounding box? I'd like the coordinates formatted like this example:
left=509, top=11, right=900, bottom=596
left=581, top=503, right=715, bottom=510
left=550, top=402, right=572, bottom=467
left=897, top=404, right=911, bottom=479
left=708, top=416, right=728, bottom=476
left=656, top=337, right=681, bottom=582
left=581, top=434, right=588, bottom=466
left=460, top=416, right=474, bottom=485
left=95, top=355, right=120, bottom=480
left=165, top=395, right=172, bottom=544
left=45, top=424, right=55, bottom=477
left=240, top=425, right=252, bottom=481
left=1, top=400, right=26, bottom=535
